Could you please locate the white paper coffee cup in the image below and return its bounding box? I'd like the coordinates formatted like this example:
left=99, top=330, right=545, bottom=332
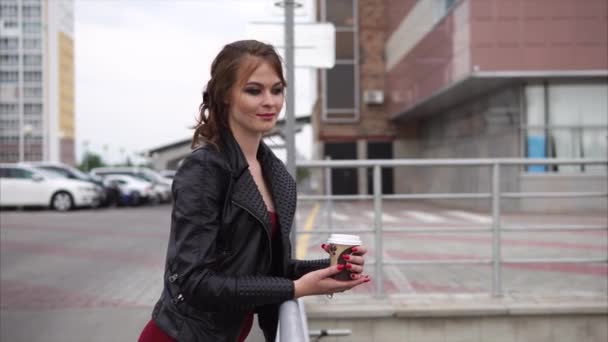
left=327, top=234, right=362, bottom=280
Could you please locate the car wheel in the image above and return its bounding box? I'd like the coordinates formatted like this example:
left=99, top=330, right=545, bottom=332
left=51, top=191, right=74, bottom=212
left=130, top=191, right=141, bottom=206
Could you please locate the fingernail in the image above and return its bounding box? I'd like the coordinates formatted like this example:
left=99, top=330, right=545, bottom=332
left=337, top=264, right=345, bottom=271
left=351, top=247, right=358, bottom=252
left=345, top=264, right=352, bottom=269
left=351, top=273, right=357, bottom=279
left=342, top=255, right=350, bottom=260
left=364, top=278, right=371, bottom=283
left=321, top=244, right=326, bottom=249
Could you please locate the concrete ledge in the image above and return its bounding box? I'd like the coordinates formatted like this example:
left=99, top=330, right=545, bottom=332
left=304, top=293, right=608, bottom=319
left=305, top=294, right=608, bottom=342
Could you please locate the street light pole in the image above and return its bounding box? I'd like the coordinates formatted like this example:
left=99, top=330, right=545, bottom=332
left=284, top=0, right=296, bottom=179
left=282, top=0, right=297, bottom=252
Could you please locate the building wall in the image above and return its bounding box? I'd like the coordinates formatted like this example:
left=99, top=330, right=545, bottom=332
left=470, top=0, right=608, bottom=72
left=319, top=0, right=396, bottom=141
left=0, top=0, right=74, bottom=164
left=385, top=0, right=608, bottom=119
left=386, top=0, right=472, bottom=118
left=394, top=85, right=522, bottom=211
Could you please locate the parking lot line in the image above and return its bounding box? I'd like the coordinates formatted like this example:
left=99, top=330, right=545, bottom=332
left=445, top=210, right=492, bottom=224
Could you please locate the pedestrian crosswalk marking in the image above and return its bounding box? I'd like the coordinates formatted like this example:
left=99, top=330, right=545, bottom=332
left=364, top=211, right=399, bottom=222
left=446, top=210, right=492, bottom=224
left=331, top=212, right=349, bottom=221
left=404, top=210, right=445, bottom=223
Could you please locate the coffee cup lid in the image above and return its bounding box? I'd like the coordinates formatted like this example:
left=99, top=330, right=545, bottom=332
left=327, top=234, right=361, bottom=245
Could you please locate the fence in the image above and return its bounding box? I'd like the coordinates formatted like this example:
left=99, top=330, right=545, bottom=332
left=277, top=158, right=608, bottom=341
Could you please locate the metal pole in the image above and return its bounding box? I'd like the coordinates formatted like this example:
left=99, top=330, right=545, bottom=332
left=325, top=157, right=333, bottom=233
left=373, top=165, right=384, bottom=297
left=491, top=163, right=503, bottom=297
left=284, top=0, right=297, bottom=254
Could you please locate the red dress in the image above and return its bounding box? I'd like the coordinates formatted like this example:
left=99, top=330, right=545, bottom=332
left=138, top=211, right=280, bottom=342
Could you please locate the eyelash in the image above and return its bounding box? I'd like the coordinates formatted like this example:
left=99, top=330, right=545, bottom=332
left=244, top=88, right=284, bottom=95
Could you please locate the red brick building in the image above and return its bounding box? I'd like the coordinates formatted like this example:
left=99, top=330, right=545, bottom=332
left=313, top=0, right=607, bottom=211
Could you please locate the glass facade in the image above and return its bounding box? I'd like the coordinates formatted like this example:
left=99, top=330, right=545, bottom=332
left=0, top=0, right=44, bottom=162
left=524, top=82, right=608, bottom=173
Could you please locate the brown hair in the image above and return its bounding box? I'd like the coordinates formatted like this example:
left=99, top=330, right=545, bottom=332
left=191, top=40, right=286, bottom=149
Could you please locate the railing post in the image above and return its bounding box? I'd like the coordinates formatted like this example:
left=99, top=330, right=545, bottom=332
left=491, top=162, right=503, bottom=297
left=325, top=157, right=333, bottom=233
left=373, top=165, right=384, bottom=297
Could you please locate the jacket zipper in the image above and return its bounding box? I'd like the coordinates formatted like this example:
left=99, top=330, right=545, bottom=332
left=231, top=200, right=273, bottom=272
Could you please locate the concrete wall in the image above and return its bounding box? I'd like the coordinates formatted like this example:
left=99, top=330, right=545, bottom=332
left=519, top=174, right=608, bottom=213
left=393, top=85, right=522, bottom=211
left=305, top=295, right=608, bottom=342
left=308, top=314, right=608, bottom=342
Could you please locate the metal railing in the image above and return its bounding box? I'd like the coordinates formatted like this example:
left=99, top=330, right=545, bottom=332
left=277, top=158, right=607, bottom=341
left=296, top=158, right=608, bottom=298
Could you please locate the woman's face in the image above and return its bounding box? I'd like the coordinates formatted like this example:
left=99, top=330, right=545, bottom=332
left=228, top=60, right=285, bottom=138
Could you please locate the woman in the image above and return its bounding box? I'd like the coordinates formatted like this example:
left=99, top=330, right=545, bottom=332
left=139, top=40, right=369, bottom=342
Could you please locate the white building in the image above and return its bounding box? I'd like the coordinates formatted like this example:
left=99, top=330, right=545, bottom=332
left=0, top=0, right=75, bottom=164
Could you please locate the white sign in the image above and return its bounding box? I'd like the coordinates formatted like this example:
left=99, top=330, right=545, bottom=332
left=246, top=22, right=335, bottom=69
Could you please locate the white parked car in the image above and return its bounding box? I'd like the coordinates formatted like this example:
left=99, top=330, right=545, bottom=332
left=100, top=174, right=155, bottom=206
left=0, top=163, right=99, bottom=211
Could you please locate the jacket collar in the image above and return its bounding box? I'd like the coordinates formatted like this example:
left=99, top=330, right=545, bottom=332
left=220, top=128, right=297, bottom=239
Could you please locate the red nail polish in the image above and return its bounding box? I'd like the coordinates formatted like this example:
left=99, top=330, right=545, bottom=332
left=342, top=255, right=350, bottom=260
left=321, top=244, right=326, bottom=249
left=351, top=247, right=358, bottom=252
left=351, top=274, right=356, bottom=279
left=337, top=264, right=345, bottom=270
left=346, top=264, right=352, bottom=269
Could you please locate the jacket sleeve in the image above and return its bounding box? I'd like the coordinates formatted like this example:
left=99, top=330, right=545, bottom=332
left=168, top=152, right=294, bottom=311
left=288, top=258, right=330, bottom=279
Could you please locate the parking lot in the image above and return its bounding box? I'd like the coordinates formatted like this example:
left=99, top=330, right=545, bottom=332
left=1, top=202, right=606, bottom=341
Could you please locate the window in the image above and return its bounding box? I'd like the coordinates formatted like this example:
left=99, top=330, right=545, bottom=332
left=24, top=103, right=42, bottom=114
left=0, top=55, right=19, bottom=66
left=524, top=82, right=608, bottom=173
left=22, top=21, right=41, bottom=34
left=335, top=31, right=354, bottom=59
left=326, top=0, right=354, bottom=26
left=22, top=5, right=41, bottom=18
left=24, top=71, right=41, bottom=82
left=23, top=38, right=41, bottom=49
left=0, top=38, right=18, bottom=50
left=322, top=0, right=358, bottom=122
left=0, top=5, right=18, bottom=18
left=24, top=87, right=42, bottom=98
left=0, top=103, right=18, bottom=114
left=3, top=20, right=18, bottom=29
left=23, top=54, right=42, bottom=66
left=326, top=64, right=355, bottom=108
left=0, top=71, right=18, bottom=83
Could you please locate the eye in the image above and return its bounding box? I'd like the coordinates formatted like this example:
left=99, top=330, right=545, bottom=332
left=244, top=88, right=261, bottom=95
left=272, top=88, right=284, bottom=95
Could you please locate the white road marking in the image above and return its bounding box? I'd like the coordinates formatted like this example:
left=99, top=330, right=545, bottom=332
left=364, top=211, right=399, bottom=223
left=331, top=212, right=349, bottom=221
left=445, top=210, right=492, bottom=224
left=404, top=210, right=446, bottom=223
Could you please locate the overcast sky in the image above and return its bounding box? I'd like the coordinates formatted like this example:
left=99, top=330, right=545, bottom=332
left=75, top=0, right=316, bottom=164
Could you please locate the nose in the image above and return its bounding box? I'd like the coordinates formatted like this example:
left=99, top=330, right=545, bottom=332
left=262, top=90, right=276, bottom=108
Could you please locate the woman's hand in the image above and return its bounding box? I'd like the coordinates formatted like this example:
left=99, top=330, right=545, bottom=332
left=322, top=244, right=368, bottom=280
left=293, top=265, right=370, bottom=298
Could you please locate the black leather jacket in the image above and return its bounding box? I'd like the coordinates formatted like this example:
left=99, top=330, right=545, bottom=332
left=151, top=131, right=329, bottom=341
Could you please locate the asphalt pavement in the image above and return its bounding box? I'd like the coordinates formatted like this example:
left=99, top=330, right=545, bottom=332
left=1, top=202, right=606, bottom=341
